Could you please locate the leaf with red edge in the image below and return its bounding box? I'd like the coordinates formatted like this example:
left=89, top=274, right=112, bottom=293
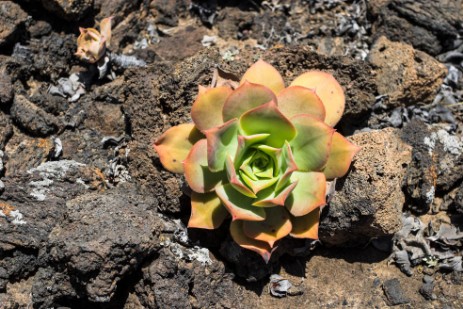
left=243, top=206, right=292, bottom=247
left=154, top=123, right=203, bottom=174
left=240, top=100, right=296, bottom=148
left=188, top=191, right=229, bottom=229
left=290, top=71, right=345, bottom=127
left=323, top=132, right=360, bottom=180
left=230, top=220, right=274, bottom=263
left=191, top=86, right=233, bottom=131
left=215, top=184, right=265, bottom=221
left=252, top=182, right=298, bottom=207
left=275, top=141, right=298, bottom=192
left=222, top=82, right=276, bottom=121
left=99, top=16, right=113, bottom=48
left=290, top=208, right=320, bottom=239
left=285, top=171, right=326, bottom=216
left=289, top=114, right=334, bottom=172
left=184, top=139, right=224, bottom=193
left=225, top=156, right=257, bottom=198
left=239, top=59, right=285, bottom=95
left=277, top=86, right=325, bottom=120
left=204, top=119, right=239, bottom=172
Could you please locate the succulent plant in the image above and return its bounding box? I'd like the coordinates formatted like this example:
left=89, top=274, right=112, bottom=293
left=75, top=16, right=113, bottom=63
left=154, top=60, right=360, bottom=262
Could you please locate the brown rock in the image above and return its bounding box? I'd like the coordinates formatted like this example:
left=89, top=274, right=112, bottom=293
left=367, top=36, right=447, bottom=106
left=0, top=1, right=27, bottom=47
left=0, top=67, right=14, bottom=105
left=319, top=128, right=412, bottom=246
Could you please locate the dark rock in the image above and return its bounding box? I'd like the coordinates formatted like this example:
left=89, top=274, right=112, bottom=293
left=0, top=113, right=12, bottom=150
left=10, top=95, right=59, bottom=137
left=452, top=183, right=463, bottom=214
left=33, top=185, right=161, bottom=306
left=320, top=128, right=411, bottom=246
left=382, top=279, right=409, bottom=305
left=134, top=247, right=242, bottom=308
left=28, top=20, right=53, bottom=38
left=95, top=0, right=143, bottom=22
left=370, top=0, right=462, bottom=55
left=419, top=275, right=435, bottom=300
left=39, top=0, right=93, bottom=21
left=150, top=0, right=190, bottom=27
left=0, top=68, right=14, bottom=105
left=0, top=1, right=28, bottom=48
left=402, top=120, right=463, bottom=214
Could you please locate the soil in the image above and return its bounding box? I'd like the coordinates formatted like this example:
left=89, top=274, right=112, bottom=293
left=0, top=0, right=463, bottom=308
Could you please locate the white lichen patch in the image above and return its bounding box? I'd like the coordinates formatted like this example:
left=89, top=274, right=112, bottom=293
left=0, top=209, right=27, bottom=225
left=27, top=160, right=86, bottom=200
left=423, top=129, right=462, bottom=156
left=425, top=186, right=435, bottom=205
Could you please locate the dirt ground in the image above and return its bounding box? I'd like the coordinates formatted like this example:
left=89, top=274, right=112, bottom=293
left=0, top=0, right=462, bottom=308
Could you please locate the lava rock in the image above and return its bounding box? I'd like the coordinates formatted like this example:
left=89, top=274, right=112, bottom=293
left=0, top=113, right=12, bottom=150
left=34, top=185, right=161, bottom=305
left=319, top=128, right=412, bottom=246
left=370, top=0, right=462, bottom=55
left=382, top=278, right=409, bottom=305
left=39, top=0, right=93, bottom=21
left=419, top=275, right=436, bottom=300
left=0, top=68, right=14, bottom=105
left=0, top=1, right=28, bottom=48
left=367, top=36, right=447, bottom=106
left=10, top=95, right=59, bottom=137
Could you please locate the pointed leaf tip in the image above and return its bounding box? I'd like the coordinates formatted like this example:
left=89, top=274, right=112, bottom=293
left=230, top=220, right=274, bottom=262
left=154, top=123, right=203, bottom=174
left=240, top=60, right=285, bottom=95
left=323, top=132, right=360, bottom=180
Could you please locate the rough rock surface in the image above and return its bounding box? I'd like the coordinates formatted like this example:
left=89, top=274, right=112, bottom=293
left=0, top=67, right=14, bottom=105
left=0, top=1, right=28, bottom=48
left=401, top=120, right=463, bottom=214
left=367, top=36, right=447, bottom=106
left=370, top=0, right=463, bottom=56
left=39, top=0, right=93, bottom=21
left=319, top=128, right=412, bottom=246
left=33, top=185, right=162, bottom=307
left=10, top=95, right=59, bottom=137
left=0, top=113, right=12, bottom=150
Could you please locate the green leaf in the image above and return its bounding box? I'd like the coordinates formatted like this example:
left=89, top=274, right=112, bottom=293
left=230, top=220, right=274, bottom=263
left=285, top=171, right=326, bottom=216
left=277, top=86, right=325, bottom=120
left=204, top=119, right=239, bottom=172
left=243, top=206, right=292, bottom=247
left=188, top=191, right=229, bottom=229
left=290, top=208, right=320, bottom=239
left=234, top=134, right=270, bottom=169
left=191, top=86, right=233, bottom=131
left=240, top=100, right=296, bottom=148
left=215, top=184, right=266, bottom=221
left=289, top=114, right=334, bottom=172
left=225, top=156, right=257, bottom=198
left=275, top=141, right=298, bottom=192
left=223, top=82, right=276, bottom=121
left=239, top=59, right=285, bottom=95
left=323, top=132, right=360, bottom=180
left=252, top=182, right=297, bottom=207
left=241, top=173, right=278, bottom=195
left=154, top=123, right=204, bottom=173
left=184, top=139, right=225, bottom=193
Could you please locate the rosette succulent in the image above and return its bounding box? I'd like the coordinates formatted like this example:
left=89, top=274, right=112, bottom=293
left=154, top=60, right=359, bottom=262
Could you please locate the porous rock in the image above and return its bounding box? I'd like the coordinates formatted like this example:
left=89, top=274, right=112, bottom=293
left=39, top=0, right=93, bottom=21
left=319, top=128, right=412, bottom=246
left=0, top=67, right=14, bottom=105
left=0, top=112, right=12, bottom=150
left=401, top=120, right=463, bottom=214
left=33, top=185, right=161, bottom=306
left=382, top=278, right=410, bottom=306
left=367, top=36, right=447, bottom=106
left=0, top=1, right=28, bottom=47
left=370, top=0, right=462, bottom=56
left=10, top=95, right=59, bottom=137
